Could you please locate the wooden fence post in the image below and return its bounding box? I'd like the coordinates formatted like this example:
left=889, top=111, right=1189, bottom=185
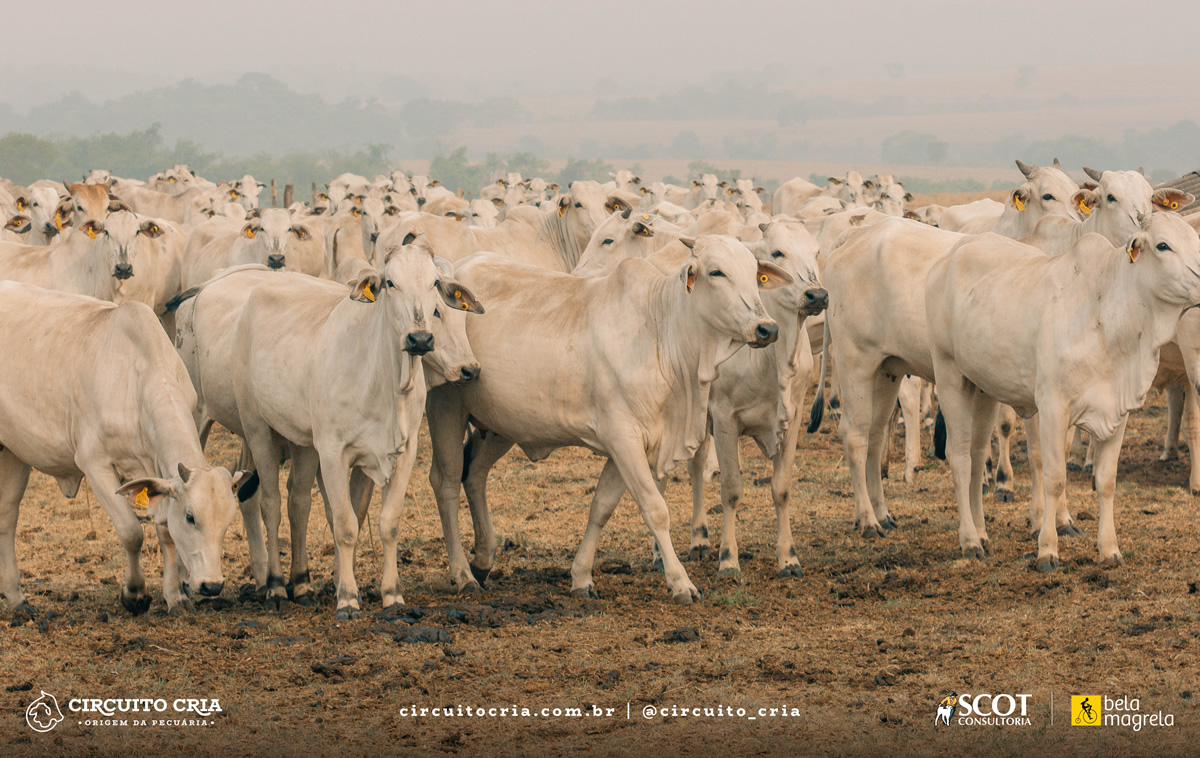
left=271, top=179, right=278, bottom=208
left=283, top=184, right=294, bottom=208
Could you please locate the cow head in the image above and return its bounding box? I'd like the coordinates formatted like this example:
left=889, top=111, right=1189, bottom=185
left=238, top=208, right=305, bottom=270
left=1124, top=212, right=1200, bottom=307
left=678, top=235, right=792, bottom=351
left=117, top=463, right=252, bottom=599
left=422, top=256, right=484, bottom=387
left=1010, top=160, right=1080, bottom=222
left=1082, top=168, right=1194, bottom=246
left=751, top=221, right=826, bottom=317
left=576, top=210, right=681, bottom=277
left=63, top=182, right=111, bottom=229
left=25, top=186, right=66, bottom=242
left=79, top=211, right=166, bottom=282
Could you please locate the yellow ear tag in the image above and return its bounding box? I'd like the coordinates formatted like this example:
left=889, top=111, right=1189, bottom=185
left=1128, top=244, right=1138, bottom=264
left=1171, top=201, right=1180, bottom=209
left=642, top=214, right=650, bottom=221
left=230, top=191, right=238, bottom=199
left=17, top=200, right=25, bottom=211
left=1013, top=193, right=1026, bottom=212
left=558, top=204, right=566, bottom=218
left=54, top=211, right=63, bottom=229
left=362, top=283, right=375, bottom=302
left=760, top=273, right=769, bottom=283
left=1079, top=199, right=1092, bottom=216
left=135, top=487, right=150, bottom=509
left=86, top=226, right=97, bottom=240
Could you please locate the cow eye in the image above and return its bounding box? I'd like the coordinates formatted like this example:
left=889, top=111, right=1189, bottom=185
left=1041, top=194, right=1054, bottom=201
left=434, top=308, right=442, bottom=319
left=76, top=205, right=84, bottom=212
left=709, top=270, right=725, bottom=278
left=386, top=279, right=395, bottom=289
left=1157, top=242, right=1171, bottom=251
left=185, top=513, right=196, bottom=526
left=601, top=238, right=614, bottom=246
left=771, top=250, right=784, bottom=259
left=1107, top=194, right=1116, bottom=203
left=574, top=202, right=582, bottom=208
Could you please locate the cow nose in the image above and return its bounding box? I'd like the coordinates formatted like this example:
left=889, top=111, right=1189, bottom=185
left=404, top=331, right=434, bottom=355
left=804, top=288, right=829, bottom=312
left=113, top=263, right=134, bottom=279
left=416, top=197, right=426, bottom=207
left=370, top=232, right=379, bottom=243
left=267, top=254, right=285, bottom=269
left=198, top=581, right=224, bottom=597
left=459, top=365, right=480, bottom=383
left=753, top=322, right=778, bottom=346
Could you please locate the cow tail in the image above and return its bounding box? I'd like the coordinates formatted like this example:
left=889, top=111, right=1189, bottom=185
left=461, top=424, right=478, bottom=483
left=807, top=317, right=830, bottom=434
left=933, top=408, right=947, bottom=460
left=164, top=286, right=202, bottom=313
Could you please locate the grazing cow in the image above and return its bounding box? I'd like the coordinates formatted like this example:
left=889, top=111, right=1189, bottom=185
left=813, top=161, right=1079, bottom=539
left=183, top=208, right=324, bottom=288
left=0, top=282, right=252, bottom=616
left=927, top=213, right=1200, bottom=569
left=685, top=221, right=828, bottom=577
left=425, top=236, right=791, bottom=601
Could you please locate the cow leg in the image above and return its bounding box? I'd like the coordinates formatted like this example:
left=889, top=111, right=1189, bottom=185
left=712, top=417, right=743, bottom=576
left=84, top=464, right=151, bottom=615
left=234, top=443, right=269, bottom=590
left=1092, top=417, right=1129, bottom=567
left=1185, top=383, right=1200, bottom=495
left=1026, top=413, right=1044, bottom=534
left=772, top=407, right=805, bottom=578
left=0, top=451, right=32, bottom=615
left=378, top=435, right=421, bottom=611
left=934, top=372, right=987, bottom=560
left=881, top=403, right=898, bottom=481
left=610, top=440, right=699, bottom=603
left=426, top=392, right=481, bottom=592
left=242, top=427, right=288, bottom=609
left=1161, top=384, right=1184, bottom=461
left=155, top=521, right=191, bottom=614
left=838, top=365, right=889, bottom=538
left=316, top=453, right=361, bottom=619
left=968, top=393, right=999, bottom=555
left=865, top=373, right=903, bottom=531
left=686, top=434, right=713, bottom=561
left=1035, top=409, right=1070, bottom=573
left=285, top=445, right=320, bottom=606
left=993, top=405, right=1016, bottom=503
left=898, top=376, right=921, bottom=485
left=349, top=467, right=373, bottom=528
left=570, top=459, right=627, bottom=598
left=462, top=431, right=513, bottom=583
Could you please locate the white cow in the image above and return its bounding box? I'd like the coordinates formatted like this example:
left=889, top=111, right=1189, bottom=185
left=183, top=208, right=324, bottom=288
left=927, top=213, right=1200, bottom=569
left=0, top=282, right=252, bottom=616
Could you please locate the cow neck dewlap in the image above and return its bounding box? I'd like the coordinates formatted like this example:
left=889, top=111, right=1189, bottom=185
left=647, top=275, right=729, bottom=478
left=537, top=205, right=585, bottom=271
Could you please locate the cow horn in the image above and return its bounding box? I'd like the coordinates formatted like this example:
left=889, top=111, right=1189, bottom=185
left=1015, top=160, right=1035, bottom=178
left=1052, top=157, right=1063, bottom=168
left=621, top=207, right=631, bottom=220
left=1083, top=167, right=1104, bottom=182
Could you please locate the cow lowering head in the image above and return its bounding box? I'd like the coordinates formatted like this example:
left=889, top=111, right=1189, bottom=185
left=678, top=234, right=792, bottom=349
left=117, top=464, right=253, bottom=598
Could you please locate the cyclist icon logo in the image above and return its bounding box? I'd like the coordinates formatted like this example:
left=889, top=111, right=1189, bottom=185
left=1071, top=695, right=1101, bottom=726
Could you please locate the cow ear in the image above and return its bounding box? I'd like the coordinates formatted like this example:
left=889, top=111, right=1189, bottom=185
left=680, top=259, right=697, bottom=293
left=758, top=222, right=770, bottom=233
left=1127, top=237, right=1142, bottom=264
left=827, top=177, right=842, bottom=185
left=436, top=278, right=485, bottom=314
left=557, top=196, right=569, bottom=217
left=82, top=220, right=103, bottom=239
left=241, top=223, right=257, bottom=239
left=756, top=260, right=794, bottom=290
left=904, top=192, right=914, bottom=202
left=1072, top=189, right=1098, bottom=217
left=1011, top=188, right=1029, bottom=212
left=14, top=195, right=27, bottom=212
left=351, top=272, right=384, bottom=303
left=605, top=196, right=631, bottom=214
left=904, top=210, right=921, bottom=221
left=116, top=477, right=175, bottom=510
left=1152, top=188, right=1193, bottom=212
left=140, top=220, right=164, bottom=238
left=491, top=197, right=505, bottom=208
left=5, top=214, right=30, bottom=233
left=402, top=231, right=418, bottom=246
left=632, top=220, right=653, bottom=237
left=678, top=236, right=696, bottom=250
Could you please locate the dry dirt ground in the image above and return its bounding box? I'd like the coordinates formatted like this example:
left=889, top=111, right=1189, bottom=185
left=2, top=385, right=1197, bottom=755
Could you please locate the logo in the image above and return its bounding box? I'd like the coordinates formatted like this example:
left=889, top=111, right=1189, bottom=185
left=1071, top=695, right=1101, bottom=726
left=935, top=694, right=958, bottom=726
left=25, top=691, right=64, bottom=733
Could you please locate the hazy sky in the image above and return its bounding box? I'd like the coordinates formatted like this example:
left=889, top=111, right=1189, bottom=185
left=9, top=0, right=1200, bottom=106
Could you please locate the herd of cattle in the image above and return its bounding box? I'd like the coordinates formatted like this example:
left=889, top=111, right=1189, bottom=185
left=0, top=160, right=1196, bottom=620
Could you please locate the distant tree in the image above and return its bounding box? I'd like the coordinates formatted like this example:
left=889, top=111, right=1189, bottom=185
left=556, top=157, right=614, bottom=185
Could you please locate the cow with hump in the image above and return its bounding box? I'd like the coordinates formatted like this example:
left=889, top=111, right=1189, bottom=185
left=927, top=212, right=1200, bottom=571
left=425, top=234, right=791, bottom=602
left=0, top=282, right=254, bottom=617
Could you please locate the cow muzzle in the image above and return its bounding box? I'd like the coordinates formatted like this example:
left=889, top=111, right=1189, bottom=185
left=458, top=365, right=481, bottom=383
left=803, top=287, right=829, bottom=314
left=43, top=223, right=59, bottom=238
left=267, top=254, right=285, bottom=269
left=750, top=321, right=779, bottom=348
left=113, top=263, right=134, bottom=280
left=198, top=581, right=224, bottom=597
left=404, top=331, right=434, bottom=356
left=370, top=232, right=379, bottom=243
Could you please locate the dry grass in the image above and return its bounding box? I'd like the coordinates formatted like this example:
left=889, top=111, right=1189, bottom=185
left=2, top=386, right=1198, bottom=754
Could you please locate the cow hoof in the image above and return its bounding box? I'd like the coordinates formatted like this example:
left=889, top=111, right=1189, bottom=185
left=860, top=523, right=887, bottom=539
left=459, top=582, right=482, bottom=595
left=12, top=601, right=37, bottom=619
left=671, top=588, right=700, bottom=604
left=880, top=515, right=898, bottom=530
left=688, top=545, right=713, bottom=562
left=981, top=482, right=990, bottom=495
left=1036, top=555, right=1060, bottom=573
left=962, top=546, right=986, bottom=562
left=980, top=538, right=992, bottom=556
left=122, top=590, right=151, bottom=616
left=569, top=586, right=598, bottom=599
left=716, top=567, right=742, bottom=580
left=167, top=601, right=193, bottom=617
left=1099, top=553, right=1124, bottom=568
left=381, top=603, right=407, bottom=617
left=651, top=557, right=664, bottom=573
left=291, top=591, right=316, bottom=607
left=334, top=606, right=361, bottom=621
left=468, top=564, right=491, bottom=587
left=1191, top=486, right=1200, bottom=497
left=1066, top=461, right=1083, bottom=472
left=263, top=595, right=289, bottom=612
left=776, top=564, right=803, bottom=579
left=994, top=488, right=1014, bottom=503
left=1057, top=522, right=1084, bottom=537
